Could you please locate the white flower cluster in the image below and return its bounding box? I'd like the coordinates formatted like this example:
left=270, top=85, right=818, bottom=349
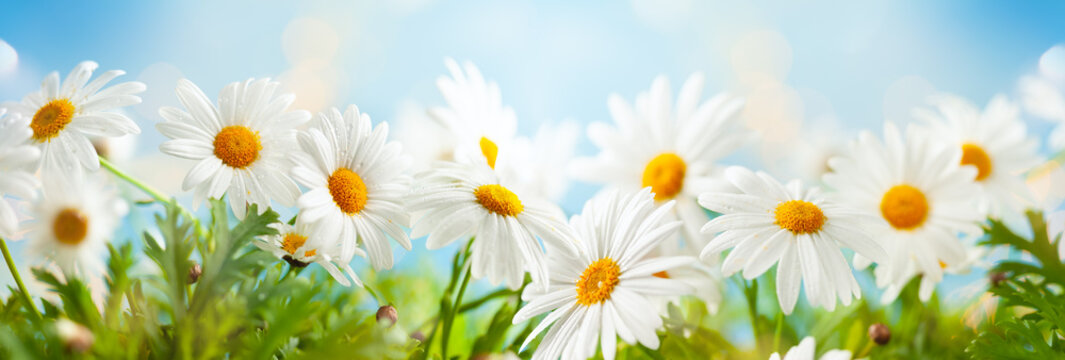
left=0, top=57, right=1050, bottom=360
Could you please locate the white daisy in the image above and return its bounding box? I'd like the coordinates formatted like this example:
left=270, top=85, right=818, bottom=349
left=699, top=166, right=885, bottom=314
left=26, top=178, right=120, bottom=278
left=824, top=122, right=983, bottom=291
left=157, top=78, right=310, bottom=218
left=392, top=100, right=455, bottom=172
left=646, top=235, right=723, bottom=315
left=0, top=108, right=41, bottom=238
left=1, top=61, right=143, bottom=181
left=407, top=161, right=576, bottom=290
left=572, top=73, right=751, bottom=252
left=915, top=94, right=1041, bottom=223
left=291, top=105, right=412, bottom=272
left=511, top=188, right=694, bottom=360
left=428, top=58, right=517, bottom=169
left=505, top=122, right=580, bottom=202
left=769, top=337, right=852, bottom=360
left=878, top=244, right=988, bottom=304
left=255, top=217, right=363, bottom=287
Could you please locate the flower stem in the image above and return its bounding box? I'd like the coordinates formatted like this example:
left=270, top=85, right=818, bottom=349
left=420, top=238, right=475, bottom=360
left=441, top=249, right=474, bottom=360
left=743, top=278, right=760, bottom=351
left=0, top=236, right=39, bottom=319
left=99, top=156, right=207, bottom=238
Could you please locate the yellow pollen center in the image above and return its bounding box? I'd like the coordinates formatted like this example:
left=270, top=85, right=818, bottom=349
left=774, top=200, right=826, bottom=234
left=576, top=257, right=621, bottom=306
left=304, top=249, right=317, bottom=257
left=31, top=99, right=76, bottom=141
left=641, top=153, right=686, bottom=201
left=53, top=208, right=89, bottom=246
left=328, top=168, right=369, bottom=215
left=880, top=184, right=929, bottom=230
left=281, top=233, right=308, bottom=255
left=213, top=125, right=262, bottom=168
left=479, top=137, right=499, bottom=169
left=960, top=143, right=992, bottom=181
left=473, top=184, right=523, bottom=216
left=652, top=271, right=670, bottom=279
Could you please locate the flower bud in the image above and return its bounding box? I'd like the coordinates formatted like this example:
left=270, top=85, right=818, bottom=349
left=188, top=262, right=202, bottom=284
left=56, top=319, right=94, bottom=353
left=989, top=272, right=1007, bottom=287
left=376, top=305, right=398, bottom=327
left=410, top=331, right=425, bottom=342
left=868, top=323, right=891, bottom=345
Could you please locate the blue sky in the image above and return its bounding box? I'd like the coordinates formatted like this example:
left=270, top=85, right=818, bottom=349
left=1, top=0, right=1064, bottom=316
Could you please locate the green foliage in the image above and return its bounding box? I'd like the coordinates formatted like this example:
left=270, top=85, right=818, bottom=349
left=0, top=199, right=416, bottom=359
left=967, top=211, right=1065, bottom=359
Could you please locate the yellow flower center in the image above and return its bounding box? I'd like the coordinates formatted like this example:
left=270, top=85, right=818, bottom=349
left=473, top=184, right=523, bottom=216
left=880, top=184, right=929, bottom=230
left=774, top=200, right=826, bottom=234
left=960, top=143, right=992, bottom=181
left=652, top=271, right=670, bottom=279
left=31, top=99, right=76, bottom=141
left=479, top=136, right=499, bottom=169
left=213, top=125, right=262, bottom=168
left=281, top=233, right=308, bottom=255
left=328, top=168, right=369, bottom=215
left=576, top=257, right=621, bottom=306
left=53, top=208, right=89, bottom=246
left=641, top=153, right=686, bottom=201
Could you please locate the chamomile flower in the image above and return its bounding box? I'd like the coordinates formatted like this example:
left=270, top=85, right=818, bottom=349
left=647, top=236, right=723, bottom=314
left=699, top=166, right=885, bottom=314
left=572, top=73, right=750, bottom=252
left=878, top=245, right=988, bottom=304
left=408, top=161, right=576, bottom=290
left=158, top=78, right=309, bottom=218
left=291, top=105, right=412, bottom=272
left=428, top=58, right=517, bottom=169
left=255, top=218, right=363, bottom=286
left=824, top=123, right=983, bottom=290
left=511, top=188, right=693, bottom=360
left=915, top=94, right=1041, bottom=223
left=2, top=61, right=143, bottom=180
left=505, top=122, right=580, bottom=202
left=0, top=108, right=41, bottom=238
left=769, top=337, right=852, bottom=360
left=26, top=179, right=120, bottom=278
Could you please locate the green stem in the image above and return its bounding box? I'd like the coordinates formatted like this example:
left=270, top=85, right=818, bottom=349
left=744, top=278, right=760, bottom=351
left=419, top=239, right=475, bottom=360
left=772, top=314, right=784, bottom=352
left=0, top=236, right=39, bottom=319
left=442, top=261, right=473, bottom=360
left=416, top=288, right=515, bottom=331
left=99, top=156, right=207, bottom=238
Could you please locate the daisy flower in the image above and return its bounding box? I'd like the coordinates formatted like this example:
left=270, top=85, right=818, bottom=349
left=878, top=244, right=988, bottom=304
left=292, top=105, right=411, bottom=272
left=647, top=235, right=723, bottom=314
left=428, top=58, right=517, bottom=169
left=1, top=61, right=143, bottom=180
left=505, top=122, right=580, bottom=202
left=824, top=122, right=983, bottom=290
left=699, top=166, right=885, bottom=314
left=26, top=178, right=120, bottom=277
left=915, top=94, right=1041, bottom=223
left=407, top=161, right=576, bottom=290
left=572, top=73, right=750, bottom=252
left=157, top=78, right=310, bottom=218
left=512, top=188, right=694, bottom=360
left=0, top=108, right=41, bottom=238
left=769, top=337, right=852, bottom=360
left=255, top=217, right=363, bottom=286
